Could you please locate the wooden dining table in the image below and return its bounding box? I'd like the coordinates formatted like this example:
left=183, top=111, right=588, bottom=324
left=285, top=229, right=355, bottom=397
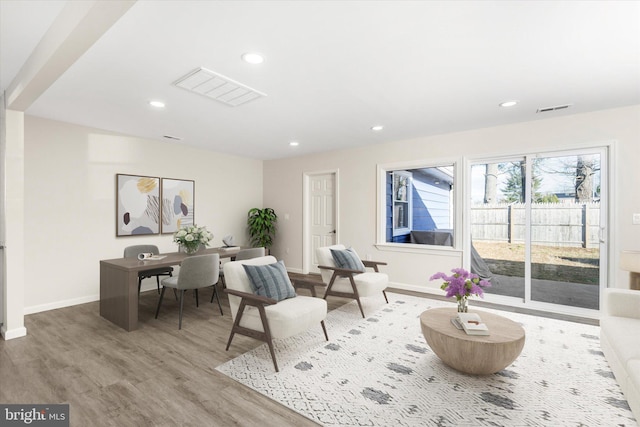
left=100, top=246, right=240, bottom=331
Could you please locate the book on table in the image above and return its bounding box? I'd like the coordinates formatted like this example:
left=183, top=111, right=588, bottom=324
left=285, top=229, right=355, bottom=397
left=456, top=312, right=490, bottom=336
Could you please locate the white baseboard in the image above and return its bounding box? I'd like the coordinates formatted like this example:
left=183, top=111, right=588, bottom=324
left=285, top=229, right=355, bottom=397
left=1, top=325, right=27, bottom=340
left=24, top=294, right=100, bottom=315
left=286, top=267, right=305, bottom=274
left=387, top=282, right=441, bottom=296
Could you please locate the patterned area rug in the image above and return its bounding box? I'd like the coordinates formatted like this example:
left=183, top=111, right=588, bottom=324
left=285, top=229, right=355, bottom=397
left=216, top=293, right=636, bottom=426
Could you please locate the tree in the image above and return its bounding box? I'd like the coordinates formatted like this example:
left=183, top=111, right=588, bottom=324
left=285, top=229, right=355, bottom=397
left=483, top=163, right=498, bottom=203
left=534, top=154, right=600, bottom=203
left=501, top=162, right=529, bottom=203
left=500, top=161, right=556, bottom=203
left=575, top=156, right=596, bottom=202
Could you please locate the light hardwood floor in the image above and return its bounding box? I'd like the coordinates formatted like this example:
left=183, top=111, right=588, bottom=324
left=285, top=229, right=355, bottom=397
left=0, top=277, right=596, bottom=427
left=0, top=279, right=346, bottom=427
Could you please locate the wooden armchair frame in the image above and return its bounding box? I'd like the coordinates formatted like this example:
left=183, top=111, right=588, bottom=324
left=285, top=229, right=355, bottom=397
left=224, top=279, right=328, bottom=372
left=318, top=260, right=389, bottom=318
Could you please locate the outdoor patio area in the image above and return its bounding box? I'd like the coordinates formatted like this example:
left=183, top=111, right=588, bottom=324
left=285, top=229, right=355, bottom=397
left=473, top=242, right=600, bottom=310
left=484, top=274, right=599, bottom=310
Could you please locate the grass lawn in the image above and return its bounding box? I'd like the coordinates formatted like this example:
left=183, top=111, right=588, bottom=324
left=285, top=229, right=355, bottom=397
left=473, top=241, right=599, bottom=285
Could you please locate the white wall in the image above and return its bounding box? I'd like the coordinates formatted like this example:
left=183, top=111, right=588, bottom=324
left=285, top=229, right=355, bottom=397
left=264, top=105, right=640, bottom=293
left=23, top=116, right=263, bottom=313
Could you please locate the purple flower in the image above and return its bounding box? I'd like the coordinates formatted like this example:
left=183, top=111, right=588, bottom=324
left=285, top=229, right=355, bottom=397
left=429, top=268, right=491, bottom=300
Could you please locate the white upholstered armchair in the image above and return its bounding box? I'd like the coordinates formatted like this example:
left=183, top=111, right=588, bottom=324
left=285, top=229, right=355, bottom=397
left=223, top=255, right=328, bottom=372
left=316, top=244, right=389, bottom=317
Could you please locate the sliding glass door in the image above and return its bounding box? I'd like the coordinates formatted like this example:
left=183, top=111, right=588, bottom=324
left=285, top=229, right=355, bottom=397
left=469, top=147, right=607, bottom=314
left=529, top=152, right=603, bottom=309
left=470, top=159, right=526, bottom=300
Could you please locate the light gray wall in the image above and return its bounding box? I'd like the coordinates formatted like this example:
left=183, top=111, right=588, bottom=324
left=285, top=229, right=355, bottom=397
left=264, top=105, right=640, bottom=293
left=23, top=115, right=263, bottom=313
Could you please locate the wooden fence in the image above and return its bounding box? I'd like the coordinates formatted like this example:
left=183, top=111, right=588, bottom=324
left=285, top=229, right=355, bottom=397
left=470, top=202, right=600, bottom=248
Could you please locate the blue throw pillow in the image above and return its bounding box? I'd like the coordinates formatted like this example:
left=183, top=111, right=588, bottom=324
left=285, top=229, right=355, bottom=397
left=243, top=260, right=296, bottom=301
left=330, top=248, right=366, bottom=272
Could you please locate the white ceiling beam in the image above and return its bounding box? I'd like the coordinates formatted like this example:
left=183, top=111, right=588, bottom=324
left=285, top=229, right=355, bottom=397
left=6, top=0, right=136, bottom=111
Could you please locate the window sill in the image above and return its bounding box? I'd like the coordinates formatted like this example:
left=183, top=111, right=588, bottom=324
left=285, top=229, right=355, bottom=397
left=375, top=243, right=462, bottom=256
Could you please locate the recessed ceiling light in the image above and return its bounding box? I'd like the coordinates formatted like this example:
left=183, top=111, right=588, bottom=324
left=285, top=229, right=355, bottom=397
left=242, top=52, right=264, bottom=64
left=149, top=100, right=165, bottom=108
left=371, top=125, right=384, bottom=131
left=499, top=100, right=518, bottom=107
left=289, top=141, right=299, bottom=147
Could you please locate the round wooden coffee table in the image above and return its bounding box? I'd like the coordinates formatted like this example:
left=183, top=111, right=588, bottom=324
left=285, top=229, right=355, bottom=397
left=420, top=307, right=525, bottom=375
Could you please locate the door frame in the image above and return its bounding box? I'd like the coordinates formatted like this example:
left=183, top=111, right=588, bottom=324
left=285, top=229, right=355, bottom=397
left=302, top=169, right=339, bottom=274
left=463, top=141, right=614, bottom=318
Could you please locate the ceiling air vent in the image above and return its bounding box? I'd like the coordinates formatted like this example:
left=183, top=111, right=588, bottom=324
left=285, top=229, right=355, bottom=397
left=173, top=67, right=266, bottom=107
left=536, top=104, right=572, bottom=113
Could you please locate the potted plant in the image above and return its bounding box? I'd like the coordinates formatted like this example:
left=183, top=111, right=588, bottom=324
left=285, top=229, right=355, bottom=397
left=247, top=208, right=277, bottom=251
left=173, top=224, right=213, bottom=254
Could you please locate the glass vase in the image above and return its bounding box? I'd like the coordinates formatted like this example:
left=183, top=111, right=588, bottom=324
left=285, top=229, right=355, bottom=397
left=181, top=244, right=200, bottom=255
left=457, top=296, right=468, bottom=313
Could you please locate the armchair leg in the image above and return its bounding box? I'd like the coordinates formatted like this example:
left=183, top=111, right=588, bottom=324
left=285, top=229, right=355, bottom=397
left=325, top=271, right=366, bottom=317
left=138, top=277, right=143, bottom=294
left=321, top=320, right=329, bottom=341
left=347, top=275, right=365, bottom=318
left=156, top=276, right=161, bottom=294
left=155, top=287, right=166, bottom=319
left=226, top=300, right=248, bottom=351
left=355, top=298, right=365, bottom=318
left=257, top=304, right=279, bottom=372
left=225, top=299, right=279, bottom=372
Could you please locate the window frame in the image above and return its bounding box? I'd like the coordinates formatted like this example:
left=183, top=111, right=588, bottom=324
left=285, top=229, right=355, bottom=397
left=376, top=158, right=462, bottom=253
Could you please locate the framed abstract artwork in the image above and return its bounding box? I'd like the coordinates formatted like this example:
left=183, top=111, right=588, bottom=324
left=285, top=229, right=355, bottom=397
left=161, top=178, right=195, bottom=234
left=116, top=174, right=161, bottom=236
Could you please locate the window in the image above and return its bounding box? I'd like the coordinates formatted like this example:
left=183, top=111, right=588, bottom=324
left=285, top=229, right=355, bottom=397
left=379, top=163, right=455, bottom=247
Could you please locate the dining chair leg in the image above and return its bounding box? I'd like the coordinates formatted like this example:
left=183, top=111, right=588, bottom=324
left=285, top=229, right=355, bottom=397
left=383, top=290, right=389, bottom=303
left=211, top=286, right=223, bottom=315
left=178, top=290, right=185, bottom=330
left=155, top=287, right=167, bottom=319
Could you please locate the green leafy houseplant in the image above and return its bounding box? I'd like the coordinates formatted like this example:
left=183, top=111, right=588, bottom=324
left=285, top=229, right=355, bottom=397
left=247, top=208, right=277, bottom=249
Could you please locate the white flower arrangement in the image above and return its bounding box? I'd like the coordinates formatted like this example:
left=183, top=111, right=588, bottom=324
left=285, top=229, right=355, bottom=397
left=173, top=225, right=213, bottom=254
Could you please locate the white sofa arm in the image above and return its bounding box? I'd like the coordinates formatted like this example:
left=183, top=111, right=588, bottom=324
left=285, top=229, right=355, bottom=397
left=603, top=288, right=640, bottom=319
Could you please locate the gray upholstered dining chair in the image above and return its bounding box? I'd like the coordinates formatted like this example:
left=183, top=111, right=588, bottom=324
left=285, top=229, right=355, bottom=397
left=124, top=244, right=173, bottom=294
left=216, top=247, right=265, bottom=293
left=155, top=253, right=221, bottom=329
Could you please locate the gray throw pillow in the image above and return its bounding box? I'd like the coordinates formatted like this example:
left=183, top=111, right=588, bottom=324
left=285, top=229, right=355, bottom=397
left=330, top=248, right=366, bottom=273
left=243, top=260, right=296, bottom=301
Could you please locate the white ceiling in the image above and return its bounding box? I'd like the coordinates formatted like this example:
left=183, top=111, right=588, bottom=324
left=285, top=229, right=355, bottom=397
left=2, top=1, right=639, bottom=160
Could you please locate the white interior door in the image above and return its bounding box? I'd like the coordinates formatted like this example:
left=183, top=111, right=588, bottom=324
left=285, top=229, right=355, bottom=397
left=307, top=173, right=336, bottom=274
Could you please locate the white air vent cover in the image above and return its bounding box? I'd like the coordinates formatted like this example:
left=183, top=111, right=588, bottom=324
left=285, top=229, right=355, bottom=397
left=173, top=67, right=266, bottom=107
left=536, top=104, right=572, bottom=113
